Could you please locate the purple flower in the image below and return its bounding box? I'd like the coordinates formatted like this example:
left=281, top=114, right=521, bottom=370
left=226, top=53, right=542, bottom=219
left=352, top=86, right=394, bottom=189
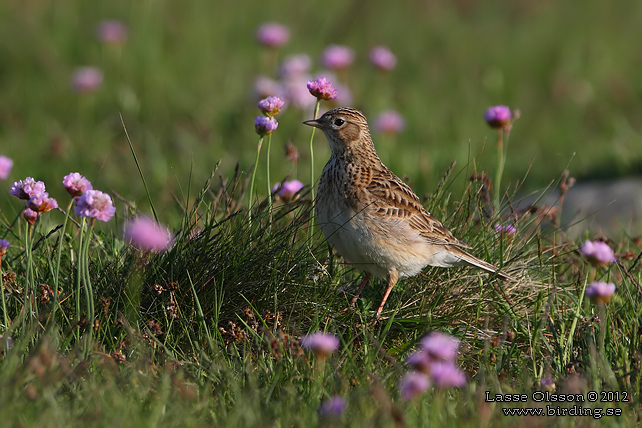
left=495, top=224, right=516, bottom=235
left=405, top=350, right=431, bottom=373
left=580, top=240, right=616, bottom=266
left=70, top=67, right=103, bottom=93
left=585, top=281, right=616, bottom=304
left=272, top=180, right=304, bottom=202
left=63, top=173, right=93, bottom=197
left=429, top=361, right=467, bottom=388
left=27, top=193, right=58, bottom=213
left=540, top=377, right=556, bottom=392
left=280, top=54, right=312, bottom=77
left=301, top=332, right=339, bottom=357
left=321, top=45, right=355, bottom=70
left=484, top=106, right=512, bottom=129
left=255, top=22, right=290, bottom=48
left=257, top=96, right=285, bottom=118
left=374, top=110, right=406, bottom=134
left=399, top=371, right=430, bottom=400
left=0, top=239, right=10, bottom=257
left=281, top=76, right=316, bottom=110
left=420, top=332, right=460, bottom=362
left=124, top=217, right=173, bottom=253
left=255, top=116, right=279, bottom=136
left=23, top=208, right=39, bottom=225
left=369, top=46, right=397, bottom=71
left=307, top=77, right=338, bottom=100
left=0, top=156, right=13, bottom=180
left=74, top=190, right=116, bottom=222
left=333, top=81, right=353, bottom=105
left=254, top=76, right=280, bottom=99
left=96, top=20, right=128, bottom=44
left=318, top=396, right=346, bottom=418
left=9, top=178, right=46, bottom=200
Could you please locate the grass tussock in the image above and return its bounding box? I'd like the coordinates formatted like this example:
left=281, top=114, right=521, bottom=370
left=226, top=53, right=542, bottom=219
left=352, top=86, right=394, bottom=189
left=1, top=159, right=640, bottom=426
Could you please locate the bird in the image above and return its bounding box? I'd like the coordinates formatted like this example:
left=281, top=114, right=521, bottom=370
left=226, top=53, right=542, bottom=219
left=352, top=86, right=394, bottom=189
left=303, top=107, right=512, bottom=318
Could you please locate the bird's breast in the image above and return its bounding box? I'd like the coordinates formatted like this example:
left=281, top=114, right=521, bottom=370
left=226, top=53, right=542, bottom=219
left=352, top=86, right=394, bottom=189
left=315, top=159, right=430, bottom=278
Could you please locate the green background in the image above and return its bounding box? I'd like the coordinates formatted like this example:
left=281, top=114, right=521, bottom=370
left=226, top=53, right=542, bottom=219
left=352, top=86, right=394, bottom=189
left=1, top=0, right=641, bottom=220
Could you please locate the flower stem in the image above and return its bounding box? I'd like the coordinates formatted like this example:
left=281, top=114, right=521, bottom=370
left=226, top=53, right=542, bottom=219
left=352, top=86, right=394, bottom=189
left=75, top=218, right=85, bottom=342
left=0, top=259, right=8, bottom=332
left=48, top=200, right=74, bottom=329
left=309, top=101, right=321, bottom=202
left=266, top=133, right=273, bottom=227
left=248, top=136, right=264, bottom=224
left=493, top=127, right=508, bottom=212
left=25, top=222, right=36, bottom=321
left=307, top=101, right=321, bottom=241
left=82, top=220, right=96, bottom=354
left=598, top=302, right=606, bottom=355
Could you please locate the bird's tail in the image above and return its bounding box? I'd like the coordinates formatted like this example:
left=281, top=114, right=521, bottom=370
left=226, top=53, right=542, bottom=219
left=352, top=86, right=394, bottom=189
left=454, top=247, right=515, bottom=281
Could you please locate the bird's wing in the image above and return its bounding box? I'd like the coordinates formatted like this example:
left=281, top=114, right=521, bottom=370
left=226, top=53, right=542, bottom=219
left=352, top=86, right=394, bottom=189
left=358, top=165, right=470, bottom=248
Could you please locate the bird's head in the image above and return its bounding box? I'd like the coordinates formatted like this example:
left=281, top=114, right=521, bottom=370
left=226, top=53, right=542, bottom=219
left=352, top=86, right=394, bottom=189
left=303, top=107, right=374, bottom=155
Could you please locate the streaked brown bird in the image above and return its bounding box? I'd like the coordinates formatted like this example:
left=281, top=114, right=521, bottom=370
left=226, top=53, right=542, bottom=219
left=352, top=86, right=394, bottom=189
left=304, top=107, right=511, bottom=318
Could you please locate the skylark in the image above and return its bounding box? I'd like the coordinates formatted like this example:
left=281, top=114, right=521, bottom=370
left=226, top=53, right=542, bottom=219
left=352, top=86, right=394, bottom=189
left=304, top=107, right=511, bottom=318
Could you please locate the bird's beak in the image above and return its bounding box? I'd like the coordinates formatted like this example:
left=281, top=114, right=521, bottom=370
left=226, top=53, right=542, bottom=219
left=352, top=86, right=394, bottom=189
left=303, top=119, right=323, bottom=129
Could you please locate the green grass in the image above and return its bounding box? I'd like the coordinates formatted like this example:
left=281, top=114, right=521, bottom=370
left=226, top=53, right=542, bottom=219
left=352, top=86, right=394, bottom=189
left=1, top=0, right=642, bottom=426
left=1, top=162, right=640, bottom=426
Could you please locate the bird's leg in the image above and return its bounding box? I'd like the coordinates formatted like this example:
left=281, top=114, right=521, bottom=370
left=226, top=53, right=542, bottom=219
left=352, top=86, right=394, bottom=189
left=375, top=269, right=399, bottom=319
left=350, top=273, right=372, bottom=306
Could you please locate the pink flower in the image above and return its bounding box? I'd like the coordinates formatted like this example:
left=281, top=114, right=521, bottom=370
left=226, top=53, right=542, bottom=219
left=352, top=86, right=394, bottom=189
left=405, top=350, right=431, bottom=373
left=27, top=193, right=58, bottom=213
left=257, top=96, right=285, bottom=118
left=9, top=177, right=46, bottom=200
left=272, top=180, right=304, bottom=202
left=495, top=224, right=516, bottom=235
left=307, top=77, right=338, bottom=100
left=255, top=22, right=290, bottom=48
left=484, top=106, right=512, bottom=129
left=318, top=396, right=346, bottom=419
left=373, top=110, right=405, bottom=134
left=301, top=332, right=339, bottom=357
left=255, top=116, right=279, bottom=136
left=280, top=54, right=312, bottom=77
left=540, top=377, right=556, bottom=392
left=254, top=76, right=280, bottom=99
left=74, top=190, right=116, bottom=222
left=580, top=240, right=616, bottom=266
left=70, top=67, right=103, bottom=93
left=321, top=45, right=355, bottom=70
left=23, top=208, right=39, bottom=225
left=369, top=46, right=397, bottom=71
left=63, top=173, right=93, bottom=197
left=96, top=20, right=128, bottom=44
left=0, top=156, right=13, bottom=180
left=420, top=332, right=460, bottom=362
left=399, top=371, right=430, bottom=400
left=0, top=239, right=10, bottom=257
left=124, top=217, right=173, bottom=253
left=429, top=361, right=467, bottom=388
left=281, top=76, right=317, bottom=110
left=585, top=281, right=616, bottom=304
left=333, top=81, right=353, bottom=105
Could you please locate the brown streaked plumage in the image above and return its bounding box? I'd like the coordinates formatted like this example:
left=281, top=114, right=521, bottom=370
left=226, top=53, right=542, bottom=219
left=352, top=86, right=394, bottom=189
left=304, top=107, right=512, bottom=318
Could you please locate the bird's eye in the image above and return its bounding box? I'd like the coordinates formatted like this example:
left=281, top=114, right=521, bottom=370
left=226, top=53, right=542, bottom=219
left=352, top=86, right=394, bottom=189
left=333, top=118, right=345, bottom=126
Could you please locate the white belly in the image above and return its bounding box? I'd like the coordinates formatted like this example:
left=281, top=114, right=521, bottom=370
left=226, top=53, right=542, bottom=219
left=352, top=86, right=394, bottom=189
left=315, top=199, right=433, bottom=279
